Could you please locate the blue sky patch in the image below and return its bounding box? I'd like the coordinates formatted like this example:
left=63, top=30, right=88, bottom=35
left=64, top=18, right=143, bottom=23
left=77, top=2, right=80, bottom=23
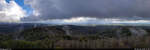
left=5, top=0, right=33, bottom=15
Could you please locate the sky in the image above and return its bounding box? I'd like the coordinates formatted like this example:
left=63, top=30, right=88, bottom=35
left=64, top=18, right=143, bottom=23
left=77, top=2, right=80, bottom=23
left=6, top=0, right=32, bottom=15
left=1, top=0, right=150, bottom=25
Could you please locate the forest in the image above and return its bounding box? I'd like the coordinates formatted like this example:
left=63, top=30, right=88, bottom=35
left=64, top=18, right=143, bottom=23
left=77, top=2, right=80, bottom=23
left=0, top=25, right=150, bottom=48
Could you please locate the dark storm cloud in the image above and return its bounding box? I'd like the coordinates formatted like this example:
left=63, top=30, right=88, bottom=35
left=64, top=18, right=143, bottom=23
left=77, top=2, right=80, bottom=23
left=24, top=0, right=150, bottom=21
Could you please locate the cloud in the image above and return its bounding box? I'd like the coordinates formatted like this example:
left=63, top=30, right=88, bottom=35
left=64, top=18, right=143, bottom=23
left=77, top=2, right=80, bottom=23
left=24, top=0, right=150, bottom=21
left=22, top=17, right=150, bottom=25
left=0, top=0, right=26, bottom=23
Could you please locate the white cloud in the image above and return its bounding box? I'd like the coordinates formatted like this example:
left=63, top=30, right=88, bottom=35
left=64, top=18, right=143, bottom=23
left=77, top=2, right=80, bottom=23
left=112, top=20, right=150, bottom=23
left=0, top=0, right=26, bottom=23
left=23, top=17, right=150, bottom=25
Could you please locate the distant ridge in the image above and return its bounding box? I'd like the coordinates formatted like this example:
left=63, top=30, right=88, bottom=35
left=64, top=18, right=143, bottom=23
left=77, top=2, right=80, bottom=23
left=0, top=23, right=150, bottom=33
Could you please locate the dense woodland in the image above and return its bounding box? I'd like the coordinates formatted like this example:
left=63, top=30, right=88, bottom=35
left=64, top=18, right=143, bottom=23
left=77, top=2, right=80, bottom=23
left=0, top=26, right=150, bottom=48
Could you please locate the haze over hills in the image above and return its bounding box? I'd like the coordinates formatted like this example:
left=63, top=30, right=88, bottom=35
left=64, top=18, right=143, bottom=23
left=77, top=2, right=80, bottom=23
left=0, top=23, right=150, bottom=48
left=0, top=23, right=150, bottom=37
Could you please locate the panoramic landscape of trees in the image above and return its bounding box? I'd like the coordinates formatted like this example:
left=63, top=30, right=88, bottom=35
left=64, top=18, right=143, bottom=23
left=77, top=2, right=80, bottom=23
left=0, top=26, right=150, bottom=48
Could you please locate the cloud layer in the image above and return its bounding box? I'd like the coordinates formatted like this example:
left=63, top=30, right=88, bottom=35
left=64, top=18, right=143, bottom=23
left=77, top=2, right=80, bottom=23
left=23, top=17, right=150, bottom=26
left=0, top=0, right=25, bottom=22
left=24, top=0, right=150, bottom=21
left=1, top=0, right=150, bottom=24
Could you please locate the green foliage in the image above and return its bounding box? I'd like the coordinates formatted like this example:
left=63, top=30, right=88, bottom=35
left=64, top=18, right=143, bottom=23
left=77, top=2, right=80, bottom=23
left=0, top=40, right=38, bottom=48
left=63, top=35, right=72, bottom=40
left=0, top=39, right=54, bottom=48
left=0, top=26, right=150, bottom=48
left=121, top=27, right=132, bottom=36
left=0, top=34, right=13, bottom=41
left=0, top=36, right=150, bottom=48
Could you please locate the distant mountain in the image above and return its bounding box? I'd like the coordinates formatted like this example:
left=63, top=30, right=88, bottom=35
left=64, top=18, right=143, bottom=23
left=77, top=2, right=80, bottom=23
left=0, top=23, right=50, bottom=33
left=0, top=23, right=150, bottom=36
left=17, top=25, right=150, bottom=40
